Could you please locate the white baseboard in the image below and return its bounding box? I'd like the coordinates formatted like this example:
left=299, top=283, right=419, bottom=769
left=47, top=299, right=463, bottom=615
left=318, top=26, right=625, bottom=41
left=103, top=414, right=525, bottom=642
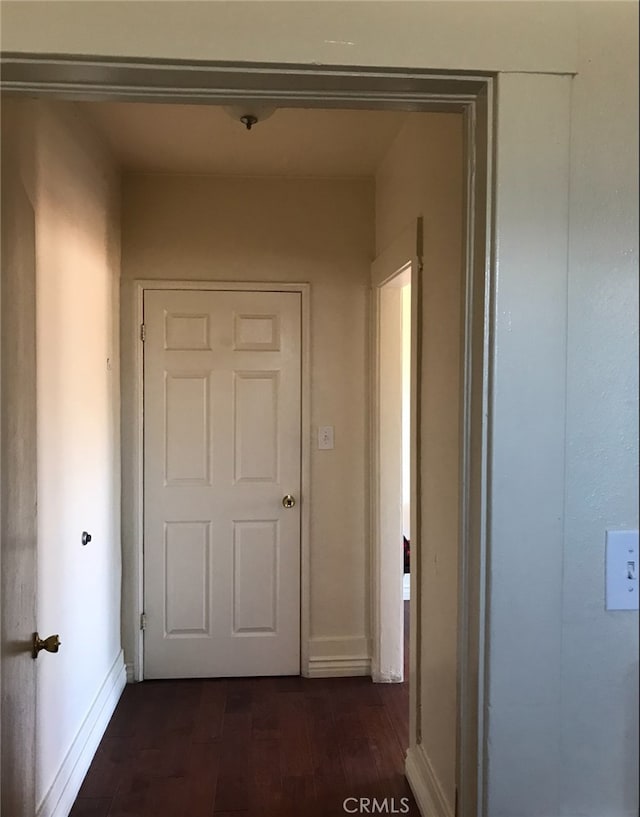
left=304, top=635, right=371, bottom=678
left=405, top=744, right=454, bottom=817
left=372, top=666, right=403, bottom=683
left=125, top=662, right=136, bottom=684
left=306, top=655, right=371, bottom=677
left=36, top=649, right=127, bottom=817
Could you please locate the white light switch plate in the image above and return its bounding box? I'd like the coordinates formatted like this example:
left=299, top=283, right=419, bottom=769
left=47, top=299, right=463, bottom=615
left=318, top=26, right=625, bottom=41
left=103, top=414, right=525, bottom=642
left=606, top=530, right=639, bottom=611
left=318, top=426, right=334, bottom=450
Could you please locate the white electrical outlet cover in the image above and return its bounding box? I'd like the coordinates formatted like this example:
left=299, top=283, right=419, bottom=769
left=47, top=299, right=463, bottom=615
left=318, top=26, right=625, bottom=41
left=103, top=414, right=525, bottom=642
left=318, top=426, right=334, bottom=450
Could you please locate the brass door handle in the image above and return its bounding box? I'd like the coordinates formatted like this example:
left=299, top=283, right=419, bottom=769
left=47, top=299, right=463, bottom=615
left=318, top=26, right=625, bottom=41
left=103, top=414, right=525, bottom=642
left=282, top=494, right=296, bottom=509
left=32, top=632, right=61, bottom=659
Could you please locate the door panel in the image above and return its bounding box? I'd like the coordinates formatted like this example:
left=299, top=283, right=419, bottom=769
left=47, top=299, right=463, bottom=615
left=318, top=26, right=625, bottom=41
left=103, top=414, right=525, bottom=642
left=165, top=372, right=212, bottom=484
left=164, top=521, right=211, bottom=636
left=233, top=520, right=279, bottom=633
left=234, top=371, right=279, bottom=482
left=143, top=289, right=301, bottom=678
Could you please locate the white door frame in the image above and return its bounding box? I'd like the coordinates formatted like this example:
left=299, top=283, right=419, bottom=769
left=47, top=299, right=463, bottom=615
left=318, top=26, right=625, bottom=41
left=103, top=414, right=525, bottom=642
left=132, top=280, right=311, bottom=681
left=1, top=57, right=494, bottom=817
left=370, top=224, right=420, bottom=684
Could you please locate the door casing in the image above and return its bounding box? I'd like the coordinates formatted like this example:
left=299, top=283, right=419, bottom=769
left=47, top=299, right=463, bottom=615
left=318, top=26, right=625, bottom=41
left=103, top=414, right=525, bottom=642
left=371, top=240, right=417, bottom=685
left=133, top=280, right=311, bottom=681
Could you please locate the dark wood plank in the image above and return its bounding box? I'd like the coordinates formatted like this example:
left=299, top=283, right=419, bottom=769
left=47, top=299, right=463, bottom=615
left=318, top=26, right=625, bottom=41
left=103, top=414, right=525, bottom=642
left=106, top=773, right=150, bottom=817
left=360, top=703, right=404, bottom=779
left=131, top=685, right=172, bottom=752
left=77, top=738, right=135, bottom=800
left=225, top=687, right=253, bottom=714
left=358, top=703, right=420, bottom=814
left=193, top=680, right=227, bottom=743
left=249, top=736, right=283, bottom=814
left=330, top=687, right=380, bottom=797
left=272, top=675, right=307, bottom=694
left=251, top=679, right=280, bottom=741
left=69, top=798, right=112, bottom=817
left=377, top=680, right=410, bottom=754
left=277, top=691, right=313, bottom=779
left=213, top=710, right=252, bottom=812
left=184, top=740, right=220, bottom=816
left=143, top=776, right=187, bottom=817
left=304, top=691, right=346, bottom=784
left=101, top=687, right=140, bottom=740
left=213, top=771, right=249, bottom=813
left=213, top=813, right=258, bottom=817
left=281, top=774, right=317, bottom=817
left=163, top=680, right=203, bottom=735
left=304, top=693, right=350, bottom=817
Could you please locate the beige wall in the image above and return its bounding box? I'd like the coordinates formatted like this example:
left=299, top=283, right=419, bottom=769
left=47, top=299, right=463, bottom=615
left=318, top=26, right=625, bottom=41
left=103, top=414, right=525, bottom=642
left=0, top=0, right=578, bottom=74
left=30, top=100, right=123, bottom=809
left=376, top=113, right=464, bottom=808
left=562, top=5, right=639, bottom=812
left=120, top=174, right=374, bottom=672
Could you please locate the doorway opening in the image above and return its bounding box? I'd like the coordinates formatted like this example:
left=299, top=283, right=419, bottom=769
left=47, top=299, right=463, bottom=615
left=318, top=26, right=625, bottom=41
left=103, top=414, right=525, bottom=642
left=373, top=260, right=413, bottom=684
left=1, top=57, right=492, bottom=817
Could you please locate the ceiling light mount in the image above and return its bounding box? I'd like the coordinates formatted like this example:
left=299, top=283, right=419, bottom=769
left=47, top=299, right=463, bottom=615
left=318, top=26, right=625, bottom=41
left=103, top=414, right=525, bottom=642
left=223, top=104, right=277, bottom=130
left=240, top=114, right=258, bottom=131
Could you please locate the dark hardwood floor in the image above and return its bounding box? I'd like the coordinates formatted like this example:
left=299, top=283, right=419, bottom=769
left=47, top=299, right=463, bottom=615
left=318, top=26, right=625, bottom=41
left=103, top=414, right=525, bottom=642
left=71, top=602, right=414, bottom=817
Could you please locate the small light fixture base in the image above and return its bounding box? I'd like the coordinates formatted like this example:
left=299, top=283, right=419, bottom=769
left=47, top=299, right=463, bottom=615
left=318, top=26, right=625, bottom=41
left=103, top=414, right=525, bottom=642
left=223, top=104, right=276, bottom=129
left=240, top=114, right=258, bottom=131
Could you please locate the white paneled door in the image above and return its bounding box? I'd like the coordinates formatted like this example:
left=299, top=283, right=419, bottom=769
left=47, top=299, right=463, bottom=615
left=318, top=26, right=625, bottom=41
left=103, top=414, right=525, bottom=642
left=143, top=289, right=301, bottom=678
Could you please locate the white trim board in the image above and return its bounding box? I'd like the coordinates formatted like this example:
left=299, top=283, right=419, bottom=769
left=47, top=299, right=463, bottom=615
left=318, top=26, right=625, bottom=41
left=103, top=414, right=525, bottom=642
left=306, top=657, right=371, bottom=679
left=370, top=248, right=416, bottom=685
left=125, top=663, right=136, bottom=685
left=36, top=651, right=126, bottom=817
left=306, top=635, right=371, bottom=678
left=129, top=280, right=312, bottom=682
left=406, top=744, right=454, bottom=817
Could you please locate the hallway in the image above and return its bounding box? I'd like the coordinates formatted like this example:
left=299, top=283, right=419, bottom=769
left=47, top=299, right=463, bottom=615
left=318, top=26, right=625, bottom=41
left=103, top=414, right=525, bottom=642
left=70, top=606, right=415, bottom=817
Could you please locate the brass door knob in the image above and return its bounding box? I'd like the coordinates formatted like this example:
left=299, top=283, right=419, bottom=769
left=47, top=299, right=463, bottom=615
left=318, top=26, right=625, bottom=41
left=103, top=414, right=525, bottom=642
left=282, top=494, right=296, bottom=509
left=32, top=632, right=61, bottom=659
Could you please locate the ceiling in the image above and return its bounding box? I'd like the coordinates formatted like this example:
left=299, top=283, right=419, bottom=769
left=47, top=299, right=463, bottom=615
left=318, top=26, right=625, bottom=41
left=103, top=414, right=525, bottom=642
left=80, top=102, right=410, bottom=178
